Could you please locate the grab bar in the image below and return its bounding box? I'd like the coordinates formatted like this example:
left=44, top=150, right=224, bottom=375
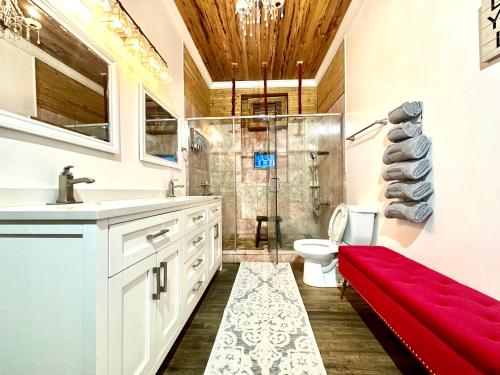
left=346, top=119, right=388, bottom=141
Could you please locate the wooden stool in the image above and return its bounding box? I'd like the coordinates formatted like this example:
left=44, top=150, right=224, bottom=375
left=255, top=216, right=282, bottom=247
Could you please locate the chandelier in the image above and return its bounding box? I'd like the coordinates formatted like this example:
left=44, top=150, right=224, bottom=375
left=0, top=0, right=42, bottom=44
left=236, top=0, right=285, bottom=37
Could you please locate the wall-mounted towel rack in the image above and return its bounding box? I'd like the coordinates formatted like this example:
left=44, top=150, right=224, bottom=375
left=346, top=119, right=388, bottom=141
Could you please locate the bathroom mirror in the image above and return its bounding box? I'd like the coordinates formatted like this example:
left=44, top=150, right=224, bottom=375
left=139, top=86, right=180, bottom=168
left=0, top=0, right=119, bottom=153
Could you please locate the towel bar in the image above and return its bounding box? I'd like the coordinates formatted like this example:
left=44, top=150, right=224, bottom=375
left=346, top=119, right=388, bottom=141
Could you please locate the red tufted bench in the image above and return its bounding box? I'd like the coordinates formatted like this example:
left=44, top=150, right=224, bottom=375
left=338, top=246, right=500, bottom=374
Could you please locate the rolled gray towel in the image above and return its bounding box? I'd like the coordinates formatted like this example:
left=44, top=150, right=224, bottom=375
left=385, top=181, right=433, bottom=201
left=383, top=159, right=432, bottom=181
left=388, top=101, right=423, bottom=124
left=384, top=202, right=433, bottom=223
left=383, top=135, right=431, bottom=164
left=387, top=122, right=422, bottom=142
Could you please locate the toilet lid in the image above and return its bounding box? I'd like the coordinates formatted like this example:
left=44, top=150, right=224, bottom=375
left=328, top=203, right=349, bottom=244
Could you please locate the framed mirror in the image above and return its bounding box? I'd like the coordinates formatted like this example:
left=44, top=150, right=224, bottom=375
left=139, top=85, right=181, bottom=169
left=0, top=0, right=119, bottom=153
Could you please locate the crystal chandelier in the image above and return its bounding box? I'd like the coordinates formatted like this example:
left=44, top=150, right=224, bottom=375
left=236, top=0, right=285, bottom=37
left=0, top=0, right=42, bottom=44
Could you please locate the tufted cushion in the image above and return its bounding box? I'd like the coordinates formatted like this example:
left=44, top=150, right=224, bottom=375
left=339, top=246, right=500, bottom=374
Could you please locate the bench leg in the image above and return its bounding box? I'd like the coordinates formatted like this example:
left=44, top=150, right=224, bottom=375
left=340, top=279, right=347, bottom=300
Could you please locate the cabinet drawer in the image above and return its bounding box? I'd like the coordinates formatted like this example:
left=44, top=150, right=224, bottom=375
left=109, top=211, right=184, bottom=276
left=207, top=202, right=222, bottom=223
left=184, top=246, right=207, bottom=290
left=185, top=205, right=207, bottom=234
left=184, top=272, right=207, bottom=317
left=183, top=247, right=208, bottom=317
left=183, top=226, right=208, bottom=263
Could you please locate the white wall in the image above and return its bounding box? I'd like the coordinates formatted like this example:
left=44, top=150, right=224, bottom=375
left=0, top=0, right=190, bottom=206
left=344, top=0, right=500, bottom=299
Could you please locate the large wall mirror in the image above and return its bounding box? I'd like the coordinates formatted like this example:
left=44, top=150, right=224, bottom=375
left=139, top=85, right=181, bottom=168
left=0, top=0, right=119, bottom=153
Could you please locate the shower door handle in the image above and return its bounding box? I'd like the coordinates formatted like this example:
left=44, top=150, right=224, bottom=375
left=268, top=177, right=281, bottom=193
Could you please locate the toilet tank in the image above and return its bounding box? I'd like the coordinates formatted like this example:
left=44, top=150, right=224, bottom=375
left=343, top=205, right=378, bottom=245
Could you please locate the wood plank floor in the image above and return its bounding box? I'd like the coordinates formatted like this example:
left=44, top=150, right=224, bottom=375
left=159, top=263, right=426, bottom=374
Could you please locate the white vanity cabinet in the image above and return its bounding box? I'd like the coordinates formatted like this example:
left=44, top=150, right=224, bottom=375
left=0, top=197, right=222, bottom=375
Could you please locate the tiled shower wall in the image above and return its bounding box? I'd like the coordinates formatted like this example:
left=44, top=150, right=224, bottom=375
left=188, top=132, right=211, bottom=196
left=188, top=121, right=213, bottom=196
left=206, top=123, right=237, bottom=240
left=318, top=97, right=345, bottom=238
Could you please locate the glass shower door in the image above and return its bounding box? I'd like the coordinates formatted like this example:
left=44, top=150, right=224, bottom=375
left=267, top=116, right=279, bottom=263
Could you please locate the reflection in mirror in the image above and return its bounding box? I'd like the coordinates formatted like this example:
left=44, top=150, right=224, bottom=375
left=0, top=0, right=111, bottom=142
left=145, top=93, right=179, bottom=164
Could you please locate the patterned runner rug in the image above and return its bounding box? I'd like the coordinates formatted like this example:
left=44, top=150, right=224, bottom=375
left=205, top=262, right=326, bottom=375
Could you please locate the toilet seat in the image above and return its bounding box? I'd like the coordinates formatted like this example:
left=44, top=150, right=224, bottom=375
left=294, top=239, right=339, bottom=256
left=328, top=204, right=349, bottom=244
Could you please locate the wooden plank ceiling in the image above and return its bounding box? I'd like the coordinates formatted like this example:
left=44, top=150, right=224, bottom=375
left=174, top=0, right=351, bottom=81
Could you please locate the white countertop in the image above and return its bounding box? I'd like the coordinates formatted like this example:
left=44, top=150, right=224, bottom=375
left=0, top=196, right=221, bottom=221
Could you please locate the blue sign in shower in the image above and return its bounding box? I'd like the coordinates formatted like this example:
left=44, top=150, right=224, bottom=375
left=254, top=152, right=276, bottom=169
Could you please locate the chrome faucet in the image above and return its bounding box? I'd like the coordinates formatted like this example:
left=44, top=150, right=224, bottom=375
left=56, top=166, right=95, bottom=204
left=167, top=178, right=184, bottom=197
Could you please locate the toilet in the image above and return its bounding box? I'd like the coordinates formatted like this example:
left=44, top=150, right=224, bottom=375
left=294, top=204, right=377, bottom=287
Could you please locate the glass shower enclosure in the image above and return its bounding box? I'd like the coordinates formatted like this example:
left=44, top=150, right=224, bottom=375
left=187, top=113, right=343, bottom=263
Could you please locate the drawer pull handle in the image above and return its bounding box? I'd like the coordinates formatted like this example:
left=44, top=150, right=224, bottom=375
left=192, top=236, right=204, bottom=246
left=160, top=261, right=168, bottom=293
left=192, top=280, right=203, bottom=293
left=192, top=215, right=204, bottom=222
left=192, top=258, right=204, bottom=269
left=147, top=228, right=170, bottom=241
left=214, top=223, right=219, bottom=239
left=152, top=267, right=161, bottom=300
